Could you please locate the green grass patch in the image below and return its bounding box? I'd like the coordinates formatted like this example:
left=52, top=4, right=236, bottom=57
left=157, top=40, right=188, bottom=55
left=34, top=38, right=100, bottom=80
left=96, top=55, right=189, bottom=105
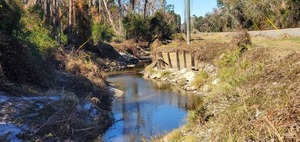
left=158, top=70, right=172, bottom=78
left=218, top=49, right=240, bottom=67
left=192, top=70, right=209, bottom=87
left=145, top=66, right=155, bottom=74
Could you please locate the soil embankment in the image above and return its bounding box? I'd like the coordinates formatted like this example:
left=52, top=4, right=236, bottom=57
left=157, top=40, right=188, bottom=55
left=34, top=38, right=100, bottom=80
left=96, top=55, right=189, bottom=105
left=0, top=31, right=148, bottom=141
left=144, top=30, right=300, bottom=141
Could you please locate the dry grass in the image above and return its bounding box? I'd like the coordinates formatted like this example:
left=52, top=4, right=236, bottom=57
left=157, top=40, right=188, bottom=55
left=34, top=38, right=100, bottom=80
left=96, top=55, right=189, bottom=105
left=253, top=36, right=300, bottom=49
left=53, top=48, right=112, bottom=112
left=201, top=48, right=298, bottom=141
left=158, top=32, right=300, bottom=141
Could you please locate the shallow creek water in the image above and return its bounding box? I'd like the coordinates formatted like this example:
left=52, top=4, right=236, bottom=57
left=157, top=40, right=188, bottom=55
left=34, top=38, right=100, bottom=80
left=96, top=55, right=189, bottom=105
left=100, top=71, right=202, bottom=142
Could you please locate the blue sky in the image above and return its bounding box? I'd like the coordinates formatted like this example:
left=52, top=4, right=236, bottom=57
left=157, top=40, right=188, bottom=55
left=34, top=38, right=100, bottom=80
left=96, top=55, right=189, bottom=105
left=166, top=0, right=218, bottom=22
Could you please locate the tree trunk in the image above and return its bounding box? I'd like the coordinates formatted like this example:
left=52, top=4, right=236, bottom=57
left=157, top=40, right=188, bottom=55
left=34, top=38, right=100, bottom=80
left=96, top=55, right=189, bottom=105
left=103, top=0, right=117, bottom=34
left=130, top=0, right=135, bottom=13
left=68, top=0, right=73, bottom=36
left=58, top=5, right=62, bottom=44
left=52, top=0, right=61, bottom=44
left=98, top=0, right=101, bottom=13
left=73, top=0, right=76, bottom=32
left=144, top=0, right=148, bottom=19
left=92, top=0, right=96, bottom=6
left=52, top=0, right=57, bottom=40
left=161, top=0, right=165, bottom=11
left=44, top=0, right=51, bottom=25
left=118, top=0, right=123, bottom=34
left=98, top=0, right=107, bottom=22
left=89, top=0, right=92, bottom=7
left=52, top=0, right=56, bottom=21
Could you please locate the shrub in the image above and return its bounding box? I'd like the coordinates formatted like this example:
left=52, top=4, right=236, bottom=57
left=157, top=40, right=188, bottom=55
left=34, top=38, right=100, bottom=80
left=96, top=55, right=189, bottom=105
left=158, top=70, right=171, bottom=78
left=19, top=6, right=58, bottom=57
left=149, top=11, right=173, bottom=40
left=92, top=22, right=114, bottom=43
left=122, top=13, right=150, bottom=41
left=122, top=11, right=179, bottom=41
left=0, top=1, right=22, bottom=36
left=218, top=49, right=240, bottom=67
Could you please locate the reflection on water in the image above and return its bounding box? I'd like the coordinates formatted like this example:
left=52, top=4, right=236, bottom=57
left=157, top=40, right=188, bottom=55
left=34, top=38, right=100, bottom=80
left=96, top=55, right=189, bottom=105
left=101, top=72, right=202, bottom=142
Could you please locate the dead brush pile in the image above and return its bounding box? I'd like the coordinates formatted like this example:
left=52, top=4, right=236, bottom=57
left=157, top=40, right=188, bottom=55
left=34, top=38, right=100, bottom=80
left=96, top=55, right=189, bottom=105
left=54, top=47, right=109, bottom=94
left=1, top=93, right=113, bottom=141
left=231, top=29, right=252, bottom=47
left=31, top=99, right=112, bottom=141
left=53, top=47, right=112, bottom=111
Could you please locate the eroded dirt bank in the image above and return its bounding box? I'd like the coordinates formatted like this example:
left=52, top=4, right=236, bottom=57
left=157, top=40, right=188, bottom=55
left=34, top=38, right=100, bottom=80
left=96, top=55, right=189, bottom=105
left=0, top=34, right=148, bottom=141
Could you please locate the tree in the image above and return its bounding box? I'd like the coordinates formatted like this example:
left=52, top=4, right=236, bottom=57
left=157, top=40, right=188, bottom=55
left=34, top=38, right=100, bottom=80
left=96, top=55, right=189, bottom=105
left=44, top=0, right=51, bottom=25
left=68, top=0, right=74, bottom=36
left=102, top=0, right=117, bottom=34
left=130, top=0, right=135, bottom=13
left=144, top=0, right=148, bottom=18
left=195, top=0, right=300, bottom=32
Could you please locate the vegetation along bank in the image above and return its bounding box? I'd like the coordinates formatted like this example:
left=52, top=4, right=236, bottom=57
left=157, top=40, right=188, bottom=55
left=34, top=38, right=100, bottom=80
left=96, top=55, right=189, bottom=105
left=1, top=0, right=300, bottom=141
left=144, top=30, right=300, bottom=141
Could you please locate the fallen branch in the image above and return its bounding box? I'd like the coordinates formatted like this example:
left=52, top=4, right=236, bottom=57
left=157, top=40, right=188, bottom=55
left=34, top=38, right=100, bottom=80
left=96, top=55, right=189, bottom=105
left=76, top=36, right=93, bottom=54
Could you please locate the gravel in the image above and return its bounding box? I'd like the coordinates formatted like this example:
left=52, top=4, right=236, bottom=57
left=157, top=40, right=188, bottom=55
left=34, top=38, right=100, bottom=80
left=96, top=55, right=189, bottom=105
left=248, top=28, right=300, bottom=38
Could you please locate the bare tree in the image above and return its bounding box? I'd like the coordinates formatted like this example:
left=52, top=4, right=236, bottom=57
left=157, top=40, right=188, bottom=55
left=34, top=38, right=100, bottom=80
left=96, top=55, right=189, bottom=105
left=144, top=0, right=148, bottom=18
left=130, top=0, right=135, bottom=13
left=68, top=0, right=73, bottom=36
left=102, top=0, right=117, bottom=34
left=160, top=0, right=165, bottom=11
left=118, top=0, right=124, bottom=34
left=51, top=0, right=61, bottom=44
left=44, top=0, right=51, bottom=25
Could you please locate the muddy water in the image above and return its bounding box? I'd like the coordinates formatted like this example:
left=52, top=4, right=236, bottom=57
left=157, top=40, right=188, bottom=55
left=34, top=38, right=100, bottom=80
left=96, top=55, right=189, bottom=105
left=101, top=72, right=202, bottom=142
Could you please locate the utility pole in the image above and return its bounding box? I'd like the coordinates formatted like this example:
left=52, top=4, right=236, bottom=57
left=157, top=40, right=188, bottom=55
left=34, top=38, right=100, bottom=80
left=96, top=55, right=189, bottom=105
left=186, top=0, right=190, bottom=45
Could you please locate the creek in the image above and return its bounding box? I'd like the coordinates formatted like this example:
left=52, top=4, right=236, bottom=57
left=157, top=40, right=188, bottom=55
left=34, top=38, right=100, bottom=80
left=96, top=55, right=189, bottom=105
left=100, top=71, right=202, bottom=142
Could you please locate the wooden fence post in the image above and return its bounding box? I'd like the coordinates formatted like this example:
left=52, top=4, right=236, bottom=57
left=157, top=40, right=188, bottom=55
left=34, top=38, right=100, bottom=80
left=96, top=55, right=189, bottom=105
left=191, top=52, right=195, bottom=70
left=176, top=50, right=180, bottom=70
left=167, top=52, right=172, bottom=68
left=183, top=51, right=187, bottom=68
left=157, top=52, right=161, bottom=69
left=159, top=52, right=163, bottom=60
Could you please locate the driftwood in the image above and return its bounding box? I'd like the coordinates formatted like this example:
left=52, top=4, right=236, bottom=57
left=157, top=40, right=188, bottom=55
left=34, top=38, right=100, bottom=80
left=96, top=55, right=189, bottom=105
left=150, top=57, right=168, bottom=69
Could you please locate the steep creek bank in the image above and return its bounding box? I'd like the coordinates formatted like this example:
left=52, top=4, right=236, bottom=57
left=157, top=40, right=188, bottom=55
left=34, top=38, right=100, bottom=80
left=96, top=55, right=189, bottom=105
left=143, top=35, right=300, bottom=141
left=0, top=42, right=150, bottom=141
